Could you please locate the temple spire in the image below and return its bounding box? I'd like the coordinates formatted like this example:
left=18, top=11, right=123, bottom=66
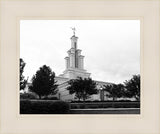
left=60, top=31, right=91, bottom=79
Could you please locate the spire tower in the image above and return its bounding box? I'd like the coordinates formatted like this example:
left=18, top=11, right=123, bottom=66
left=59, top=29, right=90, bottom=79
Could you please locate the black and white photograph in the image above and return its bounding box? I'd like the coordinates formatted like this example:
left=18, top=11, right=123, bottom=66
left=20, top=20, right=140, bottom=114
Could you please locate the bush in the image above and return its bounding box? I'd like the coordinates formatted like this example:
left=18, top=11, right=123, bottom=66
left=70, top=101, right=140, bottom=109
left=20, top=100, right=70, bottom=114
left=42, top=96, right=59, bottom=100
left=20, top=92, right=38, bottom=100
left=70, top=100, right=133, bottom=103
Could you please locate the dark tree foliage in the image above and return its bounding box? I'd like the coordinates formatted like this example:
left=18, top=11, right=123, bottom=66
left=67, top=77, right=98, bottom=102
left=29, top=65, right=58, bottom=99
left=124, top=74, right=140, bottom=101
left=103, top=83, right=124, bottom=101
left=20, top=100, right=69, bottom=114
left=20, top=58, right=27, bottom=90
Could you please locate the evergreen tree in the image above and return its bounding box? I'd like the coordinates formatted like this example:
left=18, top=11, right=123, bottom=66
left=29, top=65, right=58, bottom=99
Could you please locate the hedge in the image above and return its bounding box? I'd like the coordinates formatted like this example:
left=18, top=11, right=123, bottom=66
left=20, top=100, right=70, bottom=114
left=42, top=96, right=59, bottom=100
left=20, top=92, right=38, bottom=99
left=71, top=100, right=134, bottom=103
left=20, top=93, right=58, bottom=100
left=70, top=101, right=140, bottom=109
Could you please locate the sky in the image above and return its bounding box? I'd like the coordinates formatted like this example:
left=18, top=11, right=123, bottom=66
left=20, top=20, right=140, bottom=84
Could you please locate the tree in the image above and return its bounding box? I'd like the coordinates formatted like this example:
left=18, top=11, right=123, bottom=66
left=29, top=65, right=58, bottom=99
left=103, top=83, right=124, bottom=101
left=20, top=58, right=27, bottom=90
left=124, top=74, right=140, bottom=101
left=67, top=77, right=98, bottom=102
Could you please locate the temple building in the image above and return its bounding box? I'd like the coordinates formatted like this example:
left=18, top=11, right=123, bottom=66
left=55, top=29, right=112, bottom=101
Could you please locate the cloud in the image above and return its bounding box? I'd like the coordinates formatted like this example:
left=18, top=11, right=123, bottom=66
left=20, top=20, right=140, bottom=83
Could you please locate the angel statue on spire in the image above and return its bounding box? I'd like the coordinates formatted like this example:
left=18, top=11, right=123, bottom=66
left=71, top=27, right=76, bottom=36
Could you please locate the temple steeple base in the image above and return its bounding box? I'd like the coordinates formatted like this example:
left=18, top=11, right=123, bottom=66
left=59, top=68, right=91, bottom=79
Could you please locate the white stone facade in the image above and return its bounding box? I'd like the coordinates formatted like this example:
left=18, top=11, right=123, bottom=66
left=59, top=35, right=91, bottom=79
left=55, top=34, right=113, bottom=101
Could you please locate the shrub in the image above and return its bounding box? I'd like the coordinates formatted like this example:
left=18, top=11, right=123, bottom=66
left=20, top=92, right=38, bottom=100
left=42, top=96, right=59, bottom=100
left=20, top=100, right=70, bottom=114
left=70, top=100, right=133, bottom=103
left=70, top=101, right=140, bottom=109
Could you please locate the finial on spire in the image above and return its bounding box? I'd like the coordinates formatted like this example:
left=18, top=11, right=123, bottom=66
left=71, top=27, right=76, bottom=36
